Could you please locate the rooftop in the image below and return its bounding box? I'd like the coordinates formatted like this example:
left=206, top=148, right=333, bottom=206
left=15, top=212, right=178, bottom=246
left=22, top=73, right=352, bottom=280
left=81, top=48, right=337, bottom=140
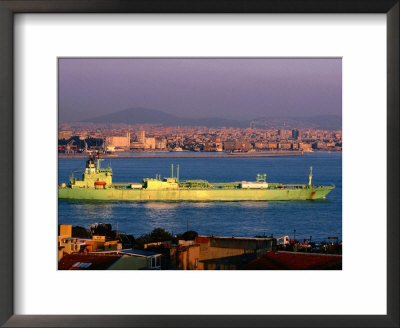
left=58, top=253, right=121, bottom=270
left=95, top=249, right=160, bottom=257
left=197, top=235, right=275, bottom=241
left=243, top=251, right=342, bottom=270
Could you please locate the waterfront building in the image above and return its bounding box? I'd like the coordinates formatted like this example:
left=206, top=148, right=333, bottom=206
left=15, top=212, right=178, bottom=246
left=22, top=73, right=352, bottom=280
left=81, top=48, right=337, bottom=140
left=144, top=136, right=156, bottom=150
left=58, top=124, right=342, bottom=154
left=279, top=143, right=292, bottom=150
left=223, top=141, right=236, bottom=152
left=299, top=143, right=312, bottom=150
left=137, top=130, right=146, bottom=144
left=104, top=132, right=130, bottom=149
left=155, top=137, right=167, bottom=149
left=254, top=142, right=268, bottom=150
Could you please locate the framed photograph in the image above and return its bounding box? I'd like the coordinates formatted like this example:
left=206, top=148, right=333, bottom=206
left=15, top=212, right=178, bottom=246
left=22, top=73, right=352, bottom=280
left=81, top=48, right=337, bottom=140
left=57, top=57, right=343, bottom=272
left=0, top=0, right=398, bottom=327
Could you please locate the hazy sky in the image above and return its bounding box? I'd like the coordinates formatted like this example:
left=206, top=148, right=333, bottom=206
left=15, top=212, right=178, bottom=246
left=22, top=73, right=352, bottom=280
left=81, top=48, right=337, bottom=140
left=58, top=58, right=342, bottom=122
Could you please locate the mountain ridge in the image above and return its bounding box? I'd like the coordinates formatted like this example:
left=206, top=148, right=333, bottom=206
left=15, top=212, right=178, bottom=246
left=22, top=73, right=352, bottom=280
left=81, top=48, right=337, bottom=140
left=81, top=107, right=342, bottom=130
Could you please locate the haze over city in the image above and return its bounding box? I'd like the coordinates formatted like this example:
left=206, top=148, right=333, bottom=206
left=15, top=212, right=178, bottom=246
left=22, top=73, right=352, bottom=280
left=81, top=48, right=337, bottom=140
left=58, top=58, right=342, bottom=123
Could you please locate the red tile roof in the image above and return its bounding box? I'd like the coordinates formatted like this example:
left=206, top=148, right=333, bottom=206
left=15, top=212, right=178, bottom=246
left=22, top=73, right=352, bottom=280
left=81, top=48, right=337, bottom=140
left=195, top=236, right=210, bottom=244
left=243, top=251, right=342, bottom=270
left=58, top=253, right=122, bottom=270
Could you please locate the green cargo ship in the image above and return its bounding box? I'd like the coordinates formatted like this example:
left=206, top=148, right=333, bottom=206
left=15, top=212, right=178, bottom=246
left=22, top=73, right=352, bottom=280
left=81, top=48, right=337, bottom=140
left=58, top=156, right=334, bottom=201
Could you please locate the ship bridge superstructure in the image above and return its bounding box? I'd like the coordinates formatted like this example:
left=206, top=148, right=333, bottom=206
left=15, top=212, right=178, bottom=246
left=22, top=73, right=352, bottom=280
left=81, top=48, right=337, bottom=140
left=69, top=156, right=112, bottom=189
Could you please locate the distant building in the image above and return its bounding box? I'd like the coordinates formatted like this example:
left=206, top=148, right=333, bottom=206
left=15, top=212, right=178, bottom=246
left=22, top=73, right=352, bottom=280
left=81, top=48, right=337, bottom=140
left=279, top=143, right=292, bottom=150
left=267, top=143, right=278, bottom=149
left=105, top=132, right=130, bottom=149
left=130, top=142, right=145, bottom=150
left=254, top=142, right=268, bottom=150
left=137, top=130, right=146, bottom=144
left=155, top=137, right=167, bottom=149
left=277, top=129, right=291, bottom=139
left=214, top=142, right=223, bottom=152
left=235, top=140, right=252, bottom=152
left=223, top=141, right=236, bottom=152
left=298, top=143, right=312, bottom=150
left=144, top=137, right=156, bottom=150
left=58, top=130, right=74, bottom=140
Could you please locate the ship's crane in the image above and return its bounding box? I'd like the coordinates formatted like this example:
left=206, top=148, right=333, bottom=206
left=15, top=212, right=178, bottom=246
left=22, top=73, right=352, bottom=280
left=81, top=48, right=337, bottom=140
left=102, top=137, right=107, bottom=153
left=84, top=140, right=88, bottom=153
left=66, top=139, right=76, bottom=154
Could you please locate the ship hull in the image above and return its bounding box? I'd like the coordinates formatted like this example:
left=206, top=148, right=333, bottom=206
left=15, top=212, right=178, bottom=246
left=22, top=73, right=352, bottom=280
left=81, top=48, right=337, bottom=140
left=58, top=187, right=334, bottom=201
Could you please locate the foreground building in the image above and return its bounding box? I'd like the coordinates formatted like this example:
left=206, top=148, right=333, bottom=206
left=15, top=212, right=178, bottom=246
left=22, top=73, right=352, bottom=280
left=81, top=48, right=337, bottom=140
left=195, top=235, right=281, bottom=270
left=58, top=249, right=162, bottom=270
left=156, top=235, right=289, bottom=270
left=243, top=251, right=342, bottom=270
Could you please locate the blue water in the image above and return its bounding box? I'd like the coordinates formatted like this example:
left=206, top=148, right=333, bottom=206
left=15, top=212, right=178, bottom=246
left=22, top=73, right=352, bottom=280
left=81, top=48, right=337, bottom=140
left=58, top=152, right=342, bottom=241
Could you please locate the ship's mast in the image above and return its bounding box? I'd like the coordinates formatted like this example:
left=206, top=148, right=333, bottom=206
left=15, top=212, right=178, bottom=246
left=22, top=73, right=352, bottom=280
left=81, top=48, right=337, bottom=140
left=96, top=154, right=104, bottom=171
left=170, top=164, right=179, bottom=182
left=256, top=174, right=267, bottom=182
left=308, top=166, right=313, bottom=186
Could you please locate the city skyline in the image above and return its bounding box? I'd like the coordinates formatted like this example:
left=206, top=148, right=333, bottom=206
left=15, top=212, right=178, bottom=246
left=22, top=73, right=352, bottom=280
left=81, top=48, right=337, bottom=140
left=59, top=58, right=342, bottom=122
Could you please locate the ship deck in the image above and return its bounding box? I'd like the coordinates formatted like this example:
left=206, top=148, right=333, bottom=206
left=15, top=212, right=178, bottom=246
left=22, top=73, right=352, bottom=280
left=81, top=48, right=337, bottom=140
left=109, top=182, right=331, bottom=191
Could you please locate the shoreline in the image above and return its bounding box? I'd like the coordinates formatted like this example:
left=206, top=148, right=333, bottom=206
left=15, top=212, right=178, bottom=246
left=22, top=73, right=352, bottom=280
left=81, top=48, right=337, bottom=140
left=58, top=151, right=308, bottom=159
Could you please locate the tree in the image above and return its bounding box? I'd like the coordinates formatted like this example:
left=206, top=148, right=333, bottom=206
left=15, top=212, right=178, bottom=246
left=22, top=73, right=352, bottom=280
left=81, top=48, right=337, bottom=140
left=182, top=230, right=198, bottom=241
left=134, top=228, right=172, bottom=249
left=72, top=226, right=90, bottom=238
left=149, top=228, right=172, bottom=242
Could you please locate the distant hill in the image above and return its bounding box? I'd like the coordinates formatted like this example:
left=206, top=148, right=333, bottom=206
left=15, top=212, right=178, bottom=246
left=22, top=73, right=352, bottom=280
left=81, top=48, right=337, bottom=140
left=182, top=117, right=246, bottom=128
left=83, top=107, right=180, bottom=125
left=252, top=115, right=342, bottom=130
left=83, top=107, right=247, bottom=128
left=304, top=115, right=342, bottom=130
left=83, top=107, right=341, bottom=130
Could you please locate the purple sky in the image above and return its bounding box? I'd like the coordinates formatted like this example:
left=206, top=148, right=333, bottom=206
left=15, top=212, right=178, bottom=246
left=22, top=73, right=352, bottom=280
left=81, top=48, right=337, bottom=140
left=58, top=58, right=342, bottom=122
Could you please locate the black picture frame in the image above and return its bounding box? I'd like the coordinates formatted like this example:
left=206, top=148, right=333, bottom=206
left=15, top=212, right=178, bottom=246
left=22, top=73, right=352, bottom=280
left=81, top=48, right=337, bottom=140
left=0, top=1, right=398, bottom=327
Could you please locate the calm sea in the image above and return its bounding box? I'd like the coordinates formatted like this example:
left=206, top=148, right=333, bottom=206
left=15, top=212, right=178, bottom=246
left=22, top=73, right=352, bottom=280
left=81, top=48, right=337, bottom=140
left=58, top=152, right=342, bottom=241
